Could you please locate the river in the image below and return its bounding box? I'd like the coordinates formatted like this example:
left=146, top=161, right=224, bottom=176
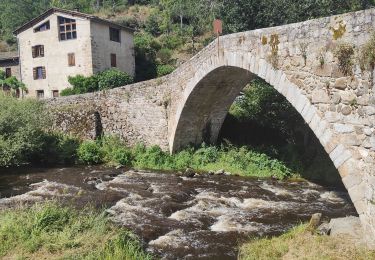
left=0, top=166, right=356, bottom=259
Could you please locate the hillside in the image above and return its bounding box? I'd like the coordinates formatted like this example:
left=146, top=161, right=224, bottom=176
left=1, top=0, right=374, bottom=81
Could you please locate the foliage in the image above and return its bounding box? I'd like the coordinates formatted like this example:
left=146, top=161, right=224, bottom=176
left=334, top=43, right=355, bottom=76
left=229, top=78, right=302, bottom=143
left=359, top=32, right=375, bottom=72
left=67, top=74, right=98, bottom=94
left=77, top=138, right=293, bottom=179
left=156, top=64, right=175, bottom=77
left=0, top=70, right=27, bottom=96
left=0, top=94, right=48, bottom=167
left=97, top=68, right=134, bottom=90
left=0, top=202, right=153, bottom=259
left=62, top=69, right=133, bottom=96
left=238, top=223, right=375, bottom=260
left=77, top=140, right=103, bottom=165
left=99, top=135, right=133, bottom=166
left=156, top=48, right=173, bottom=64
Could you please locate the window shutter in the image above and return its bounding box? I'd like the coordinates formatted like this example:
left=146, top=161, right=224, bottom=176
left=42, top=67, right=46, bottom=79
left=111, top=54, right=117, bottom=67
left=40, top=45, right=44, bottom=57
left=72, top=54, right=75, bottom=66
left=32, top=46, right=36, bottom=58
left=33, top=68, right=37, bottom=80
left=68, top=53, right=75, bottom=66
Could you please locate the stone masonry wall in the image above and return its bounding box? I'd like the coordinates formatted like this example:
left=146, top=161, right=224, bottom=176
left=47, top=78, right=171, bottom=149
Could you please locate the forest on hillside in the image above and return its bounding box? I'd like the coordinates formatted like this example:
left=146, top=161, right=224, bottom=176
left=1, top=0, right=374, bottom=80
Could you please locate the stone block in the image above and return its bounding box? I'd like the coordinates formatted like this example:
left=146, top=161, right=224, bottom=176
left=312, top=89, right=330, bottom=103
left=333, top=123, right=355, bottom=133
left=333, top=77, right=348, bottom=90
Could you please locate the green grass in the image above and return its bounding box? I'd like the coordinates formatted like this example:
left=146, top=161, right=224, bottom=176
left=0, top=202, right=153, bottom=260
left=78, top=136, right=294, bottom=180
left=238, top=224, right=375, bottom=260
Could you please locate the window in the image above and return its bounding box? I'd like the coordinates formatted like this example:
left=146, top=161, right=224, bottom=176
left=68, top=53, right=75, bottom=66
left=58, top=16, right=77, bottom=41
left=5, top=68, right=11, bottom=78
left=52, top=90, right=59, bottom=98
left=33, top=67, right=46, bottom=80
left=36, top=90, right=44, bottom=99
left=111, top=53, right=117, bottom=67
left=32, top=45, right=44, bottom=58
left=109, top=27, right=120, bottom=42
left=34, top=21, right=50, bottom=32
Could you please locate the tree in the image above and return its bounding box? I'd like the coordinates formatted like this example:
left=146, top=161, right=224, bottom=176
left=0, top=71, right=27, bottom=97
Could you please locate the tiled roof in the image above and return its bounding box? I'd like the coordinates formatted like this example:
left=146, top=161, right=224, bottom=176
left=0, top=52, right=19, bottom=61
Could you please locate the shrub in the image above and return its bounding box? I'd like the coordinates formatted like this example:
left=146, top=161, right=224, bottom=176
left=78, top=141, right=103, bottom=165
left=132, top=145, right=169, bottom=169
left=334, top=43, right=355, bottom=76
left=60, top=88, right=77, bottom=96
left=145, top=12, right=161, bottom=36
left=157, top=48, right=173, bottom=64
left=160, top=34, right=184, bottom=49
left=68, top=74, right=98, bottom=94
left=157, top=64, right=175, bottom=77
left=97, top=69, right=134, bottom=90
left=359, top=32, right=375, bottom=72
left=100, top=135, right=132, bottom=166
left=0, top=94, right=48, bottom=167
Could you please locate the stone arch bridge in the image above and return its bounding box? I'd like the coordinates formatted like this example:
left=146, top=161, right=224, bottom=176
left=48, top=9, right=375, bottom=245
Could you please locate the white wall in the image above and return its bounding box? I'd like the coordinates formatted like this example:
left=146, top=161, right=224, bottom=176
left=90, top=22, right=135, bottom=76
left=18, top=12, right=93, bottom=98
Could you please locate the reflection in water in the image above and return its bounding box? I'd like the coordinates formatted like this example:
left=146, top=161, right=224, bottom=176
left=0, top=167, right=356, bottom=259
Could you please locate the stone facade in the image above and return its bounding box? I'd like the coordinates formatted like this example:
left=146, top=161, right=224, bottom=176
left=47, top=9, right=375, bottom=247
left=15, top=8, right=135, bottom=99
left=0, top=52, right=20, bottom=80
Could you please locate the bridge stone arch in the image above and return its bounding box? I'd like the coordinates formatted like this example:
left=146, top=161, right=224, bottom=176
left=166, top=10, right=375, bottom=246
left=48, top=9, right=375, bottom=246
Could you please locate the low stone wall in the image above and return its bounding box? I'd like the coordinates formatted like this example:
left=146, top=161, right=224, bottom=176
left=46, top=78, right=171, bottom=149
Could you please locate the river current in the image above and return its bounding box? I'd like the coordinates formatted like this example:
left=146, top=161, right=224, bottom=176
left=0, top=166, right=356, bottom=259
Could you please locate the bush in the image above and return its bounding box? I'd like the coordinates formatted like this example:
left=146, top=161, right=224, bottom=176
left=334, top=43, right=355, bottom=76
left=60, top=88, right=78, bottom=96
left=157, top=64, right=175, bottom=77
left=68, top=74, right=98, bottom=94
left=160, top=34, right=184, bottom=50
left=62, top=69, right=133, bottom=96
left=0, top=94, right=48, bottom=167
left=157, top=48, right=173, bottom=64
left=78, top=141, right=103, bottom=165
left=100, top=135, right=132, bottom=166
left=145, top=12, right=161, bottom=36
left=97, top=69, right=134, bottom=90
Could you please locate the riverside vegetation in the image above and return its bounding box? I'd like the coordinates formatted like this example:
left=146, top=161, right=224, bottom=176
left=239, top=224, right=375, bottom=260
left=0, top=93, right=292, bottom=180
left=0, top=202, right=152, bottom=259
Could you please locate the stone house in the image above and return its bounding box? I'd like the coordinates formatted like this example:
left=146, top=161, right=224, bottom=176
left=0, top=51, right=21, bottom=95
left=12, top=8, right=135, bottom=99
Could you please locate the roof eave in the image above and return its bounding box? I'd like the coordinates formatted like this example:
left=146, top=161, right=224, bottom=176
left=13, top=7, right=136, bottom=36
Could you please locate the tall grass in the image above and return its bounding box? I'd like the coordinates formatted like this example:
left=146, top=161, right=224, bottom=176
left=0, top=202, right=152, bottom=260
left=238, top=224, right=375, bottom=260
left=77, top=136, right=293, bottom=179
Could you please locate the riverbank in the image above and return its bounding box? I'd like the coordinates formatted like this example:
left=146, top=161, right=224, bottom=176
left=0, top=202, right=152, bottom=260
left=239, top=224, right=375, bottom=260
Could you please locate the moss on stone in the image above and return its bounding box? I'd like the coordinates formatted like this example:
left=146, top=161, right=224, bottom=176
left=331, top=21, right=346, bottom=40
